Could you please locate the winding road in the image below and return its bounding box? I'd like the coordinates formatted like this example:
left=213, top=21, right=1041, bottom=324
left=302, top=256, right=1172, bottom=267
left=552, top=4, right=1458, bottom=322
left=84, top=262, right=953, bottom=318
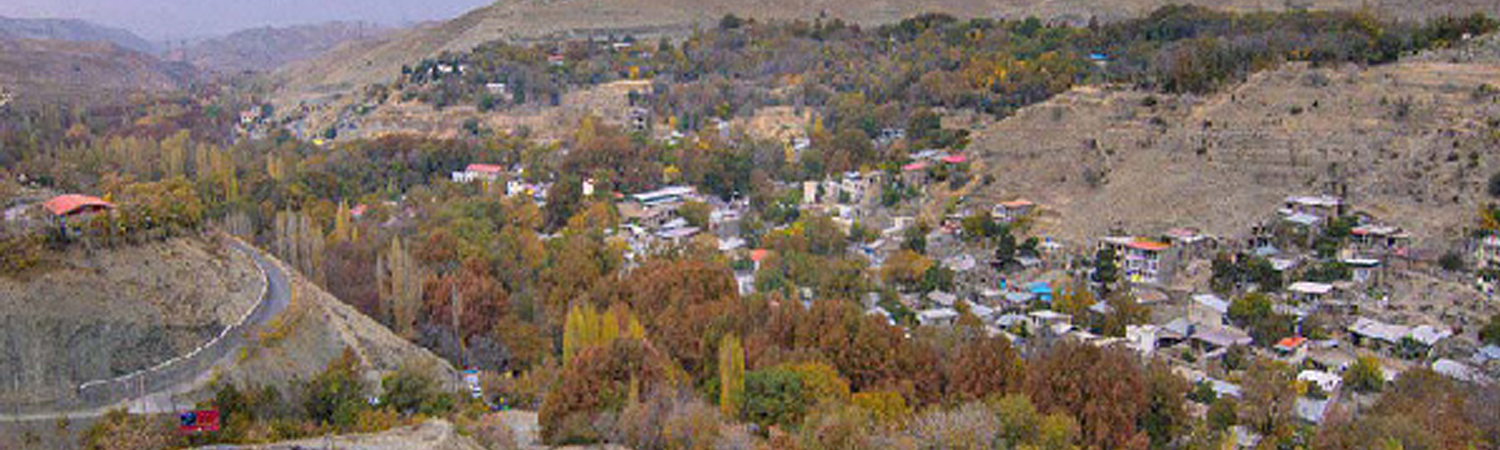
left=0, top=237, right=292, bottom=421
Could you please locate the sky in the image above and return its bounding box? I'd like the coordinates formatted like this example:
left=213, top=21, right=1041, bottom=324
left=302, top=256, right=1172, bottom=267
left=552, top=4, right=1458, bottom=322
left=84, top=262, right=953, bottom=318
left=2, top=0, right=497, bottom=41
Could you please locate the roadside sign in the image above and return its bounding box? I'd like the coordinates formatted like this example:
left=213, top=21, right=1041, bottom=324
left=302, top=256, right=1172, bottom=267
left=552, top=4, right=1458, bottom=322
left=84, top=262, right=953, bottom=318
left=178, top=409, right=220, bottom=433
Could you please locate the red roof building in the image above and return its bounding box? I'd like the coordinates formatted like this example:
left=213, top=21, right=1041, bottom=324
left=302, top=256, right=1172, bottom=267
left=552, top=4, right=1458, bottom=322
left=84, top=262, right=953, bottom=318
left=465, top=163, right=506, bottom=174
left=43, top=194, right=113, bottom=217
left=940, top=154, right=968, bottom=164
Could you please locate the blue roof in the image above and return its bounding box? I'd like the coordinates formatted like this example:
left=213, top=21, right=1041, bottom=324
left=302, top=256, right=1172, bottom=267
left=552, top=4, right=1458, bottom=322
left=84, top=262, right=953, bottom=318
left=1088, top=53, right=1109, bottom=61
left=1027, top=282, right=1052, bottom=294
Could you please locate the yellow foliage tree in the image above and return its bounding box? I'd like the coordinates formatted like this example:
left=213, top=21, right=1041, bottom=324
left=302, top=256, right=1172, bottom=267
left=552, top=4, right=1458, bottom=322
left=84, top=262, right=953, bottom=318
left=718, top=334, right=745, bottom=418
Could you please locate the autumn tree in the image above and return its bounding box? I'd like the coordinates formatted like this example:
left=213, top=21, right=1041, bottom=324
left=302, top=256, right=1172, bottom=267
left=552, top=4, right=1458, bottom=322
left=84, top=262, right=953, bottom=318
left=718, top=334, right=746, bottom=418
left=1025, top=341, right=1150, bottom=450
left=1240, top=358, right=1296, bottom=443
left=377, top=236, right=424, bottom=339
left=942, top=333, right=1024, bottom=402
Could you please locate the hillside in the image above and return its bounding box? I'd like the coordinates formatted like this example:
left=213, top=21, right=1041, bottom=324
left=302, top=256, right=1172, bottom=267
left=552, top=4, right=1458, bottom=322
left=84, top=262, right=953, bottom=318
left=216, top=242, right=456, bottom=393
left=966, top=35, right=1500, bottom=250
left=166, top=21, right=390, bottom=74
left=0, top=37, right=195, bottom=108
left=0, top=16, right=157, bottom=53
left=0, top=237, right=263, bottom=406
left=274, top=0, right=1500, bottom=104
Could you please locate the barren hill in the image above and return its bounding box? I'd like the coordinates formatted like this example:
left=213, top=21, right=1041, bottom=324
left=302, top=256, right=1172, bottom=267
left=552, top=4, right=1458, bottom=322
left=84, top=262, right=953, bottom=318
left=166, top=21, right=390, bottom=75
left=274, top=0, right=1500, bottom=104
left=0, top=37, right=195, bottom=108
left=0, top=237, right=264, bottom=406
left=967, top=36, right=1500, bottom=250
left=0, top=16, right=157, bottom=54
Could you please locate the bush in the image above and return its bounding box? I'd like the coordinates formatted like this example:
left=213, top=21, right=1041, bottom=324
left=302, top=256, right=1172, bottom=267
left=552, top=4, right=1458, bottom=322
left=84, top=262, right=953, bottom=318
left=1344, top=356, right=1385, bottom=394
left=302, top=349, right=369, bottom=430
left=381, top=363, right=450, bottom=416
left=1439, top=250, right=1466, bottom=272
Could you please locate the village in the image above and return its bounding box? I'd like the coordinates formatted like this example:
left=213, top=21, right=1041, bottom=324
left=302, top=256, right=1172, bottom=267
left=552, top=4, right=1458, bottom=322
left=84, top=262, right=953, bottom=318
left=435, top=114, right=1500, bottom=446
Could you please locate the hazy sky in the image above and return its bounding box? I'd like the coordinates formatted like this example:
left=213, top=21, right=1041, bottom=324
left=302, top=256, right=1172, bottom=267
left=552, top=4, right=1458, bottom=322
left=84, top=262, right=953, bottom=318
left=2, top=0, right=497, bottom=40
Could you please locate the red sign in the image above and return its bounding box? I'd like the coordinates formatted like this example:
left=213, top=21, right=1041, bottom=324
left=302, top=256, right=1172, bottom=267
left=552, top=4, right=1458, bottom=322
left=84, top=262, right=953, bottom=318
left=178, top=409, right=220, bottom=433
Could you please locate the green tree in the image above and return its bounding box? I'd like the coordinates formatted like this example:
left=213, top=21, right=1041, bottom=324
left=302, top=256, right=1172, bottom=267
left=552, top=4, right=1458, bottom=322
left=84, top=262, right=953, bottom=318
left=742, top=367, right=807, bottom=429
left=1344, top=356, right=1385, bottom=394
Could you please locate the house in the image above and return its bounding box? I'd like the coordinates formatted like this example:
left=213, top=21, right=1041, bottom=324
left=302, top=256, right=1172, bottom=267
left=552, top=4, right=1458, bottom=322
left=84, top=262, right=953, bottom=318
left=1350, top=224, right=1409, bottom=253
left=1165, top=227, right=1218, bottom=261
left=1297, top=370, right=1341, bottom=393
left=1190, top=293, right=1230, bottom=328
left=918, top=308, right=960, bottom=326
left=44, top=194, right=113, bottom=219
left=992, top=199, right=1035, bottom=223
left=1281, top=195, right=1343, bottom=225
left=43, top=194, right=114, bottom=232
left=1190, top=326, right=1253, bottom=351
left=1099, top=236, right=1177, bottom=285
left=1345, top=317, right=1450, bottom=351
left=901, top=161, right=929, bottom=185
left=1274, top=336, right=1310, bottom=363
left=1340, top=257, right=1382, bottom=284
left=1287, top=282, right=1336, bottom=303
left=452, top=163, right=505, bottom=183
left=1027, top=281, right=1054, bottom=303
left=927, top=290, right=958, bottom=308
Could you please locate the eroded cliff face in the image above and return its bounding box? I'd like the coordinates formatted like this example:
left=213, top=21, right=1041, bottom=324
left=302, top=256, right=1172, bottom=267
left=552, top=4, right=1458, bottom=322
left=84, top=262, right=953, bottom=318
left=0, top=237, right=261, bottom=403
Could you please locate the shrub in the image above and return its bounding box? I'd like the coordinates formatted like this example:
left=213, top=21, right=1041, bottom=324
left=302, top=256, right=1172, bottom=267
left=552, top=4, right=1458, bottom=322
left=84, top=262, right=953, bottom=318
left=302, top=349, right=369, bottom=430
left=1344, top=356, right=1385, bottom=394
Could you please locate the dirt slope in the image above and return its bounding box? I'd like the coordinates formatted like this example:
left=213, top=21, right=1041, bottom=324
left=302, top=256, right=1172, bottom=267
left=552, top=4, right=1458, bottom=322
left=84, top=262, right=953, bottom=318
left=969, top=37, right=1500, bottom=249
left=0, top=237, right=262, bottom=405
left=273, top=0, right=1500, bottom=105
left=218, top=247, right=456, bottom=392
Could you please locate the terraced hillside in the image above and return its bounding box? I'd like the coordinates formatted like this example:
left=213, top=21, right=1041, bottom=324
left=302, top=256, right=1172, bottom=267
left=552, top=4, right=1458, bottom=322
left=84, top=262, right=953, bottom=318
left=968, top=36, right=1500, bottom=249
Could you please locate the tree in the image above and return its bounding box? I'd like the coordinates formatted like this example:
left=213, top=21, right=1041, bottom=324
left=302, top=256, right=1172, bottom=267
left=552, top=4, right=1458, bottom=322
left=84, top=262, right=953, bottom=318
left=540, top=338, right=683, bottom=444
left=943, top=334, right=1024, bottom=402
left=742, top=367, right=807, bottom=429
left=302, top=349, right=368, bottom=430
left=1140, top=360, right=1189, bottom=448
left=1025, top=342, right=1149, bottom=449
left=377, top=236, right=424, bottom=339
left=679, top=200, right=711, bottom=229
left=331, top=200, right=354, bottom=243
left=1343, top=356, right=1385, bottom=393
left=718, top=334, right=746, bottom=418
left=1093, top=247, right=1119, bottom=292
left=1240, top=358, right=1295, bottom=442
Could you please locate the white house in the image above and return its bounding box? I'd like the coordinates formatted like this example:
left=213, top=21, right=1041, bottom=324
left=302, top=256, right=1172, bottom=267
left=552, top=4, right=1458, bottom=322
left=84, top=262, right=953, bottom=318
left=452, top=163, right=505, bottom=183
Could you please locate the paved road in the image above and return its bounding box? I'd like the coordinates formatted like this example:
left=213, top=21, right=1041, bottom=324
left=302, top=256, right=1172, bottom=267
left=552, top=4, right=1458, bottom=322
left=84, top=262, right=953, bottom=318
left=0, top=237, right=291, bottom=421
